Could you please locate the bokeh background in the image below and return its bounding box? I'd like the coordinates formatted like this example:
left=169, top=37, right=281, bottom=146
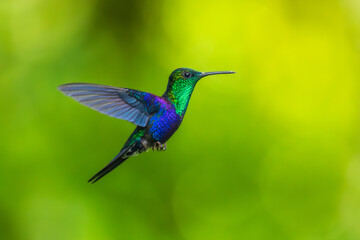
left=1, top=0, right=360, bottom=239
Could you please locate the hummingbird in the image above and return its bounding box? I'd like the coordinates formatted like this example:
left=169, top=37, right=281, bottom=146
left=58, top=68, right=235, bottom=183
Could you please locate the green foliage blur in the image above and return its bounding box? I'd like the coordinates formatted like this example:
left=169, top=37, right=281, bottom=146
left=1, top=0, right=360, bottom=239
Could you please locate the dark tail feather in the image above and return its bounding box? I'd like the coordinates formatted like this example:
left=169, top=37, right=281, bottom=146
left=88, top=140, right=145, bottom=183
left=88, top=152, right=129, bottom=184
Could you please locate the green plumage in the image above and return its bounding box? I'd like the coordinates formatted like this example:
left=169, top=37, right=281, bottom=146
left=163, top=69, right=198, bottom=116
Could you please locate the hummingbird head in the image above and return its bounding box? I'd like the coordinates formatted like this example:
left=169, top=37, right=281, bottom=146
left=168, top=68, right=235, bottom=86
left=164, top=68, right=235, bottom=116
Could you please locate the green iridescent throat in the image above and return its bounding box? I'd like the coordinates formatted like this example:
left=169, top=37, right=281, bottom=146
left=164, top=78, right=197, bottom=116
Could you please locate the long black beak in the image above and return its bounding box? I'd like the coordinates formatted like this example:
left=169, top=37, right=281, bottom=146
left=200, top=71, right=235, bottom=77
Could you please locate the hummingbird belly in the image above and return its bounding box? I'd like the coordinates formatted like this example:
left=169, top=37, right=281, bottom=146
left=148, top=107, right=182, bottom=143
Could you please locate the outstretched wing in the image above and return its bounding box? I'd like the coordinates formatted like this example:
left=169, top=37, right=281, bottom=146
left=58, top=83, right=159, bottom=127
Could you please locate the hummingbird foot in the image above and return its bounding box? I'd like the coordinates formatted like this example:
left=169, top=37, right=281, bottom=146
left=152, top=141, right=167, bottom=151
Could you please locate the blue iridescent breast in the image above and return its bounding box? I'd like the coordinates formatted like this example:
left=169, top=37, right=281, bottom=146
left=148, top=97, right=182, bottom=142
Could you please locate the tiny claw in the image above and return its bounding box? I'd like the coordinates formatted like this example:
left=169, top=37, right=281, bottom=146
left=153, top=141, right=167, bottom=151
left=153, top=141, right=161, bottom=151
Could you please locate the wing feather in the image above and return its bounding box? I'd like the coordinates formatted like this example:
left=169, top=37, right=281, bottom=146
left=58, top=83, right=158, bottom=127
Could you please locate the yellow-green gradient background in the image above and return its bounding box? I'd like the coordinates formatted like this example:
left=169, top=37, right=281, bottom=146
left=1, top=0, right=360, bottom=239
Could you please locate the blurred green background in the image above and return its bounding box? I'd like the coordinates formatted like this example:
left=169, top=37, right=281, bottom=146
left=1, top=0, right=360, bottom=239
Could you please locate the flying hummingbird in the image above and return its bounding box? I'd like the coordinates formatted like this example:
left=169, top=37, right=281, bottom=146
left=58, top=68, right=235, bottom=183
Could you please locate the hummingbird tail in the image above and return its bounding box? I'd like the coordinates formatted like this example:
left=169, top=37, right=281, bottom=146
left=88, top=140, right=146, bottom=183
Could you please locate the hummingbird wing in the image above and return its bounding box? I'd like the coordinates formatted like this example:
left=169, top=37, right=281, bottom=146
left=58, top=83, right=159, bottom=127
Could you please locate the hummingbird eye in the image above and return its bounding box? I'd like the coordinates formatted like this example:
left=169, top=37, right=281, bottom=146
left=183, top=71, right=192, bottom=79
